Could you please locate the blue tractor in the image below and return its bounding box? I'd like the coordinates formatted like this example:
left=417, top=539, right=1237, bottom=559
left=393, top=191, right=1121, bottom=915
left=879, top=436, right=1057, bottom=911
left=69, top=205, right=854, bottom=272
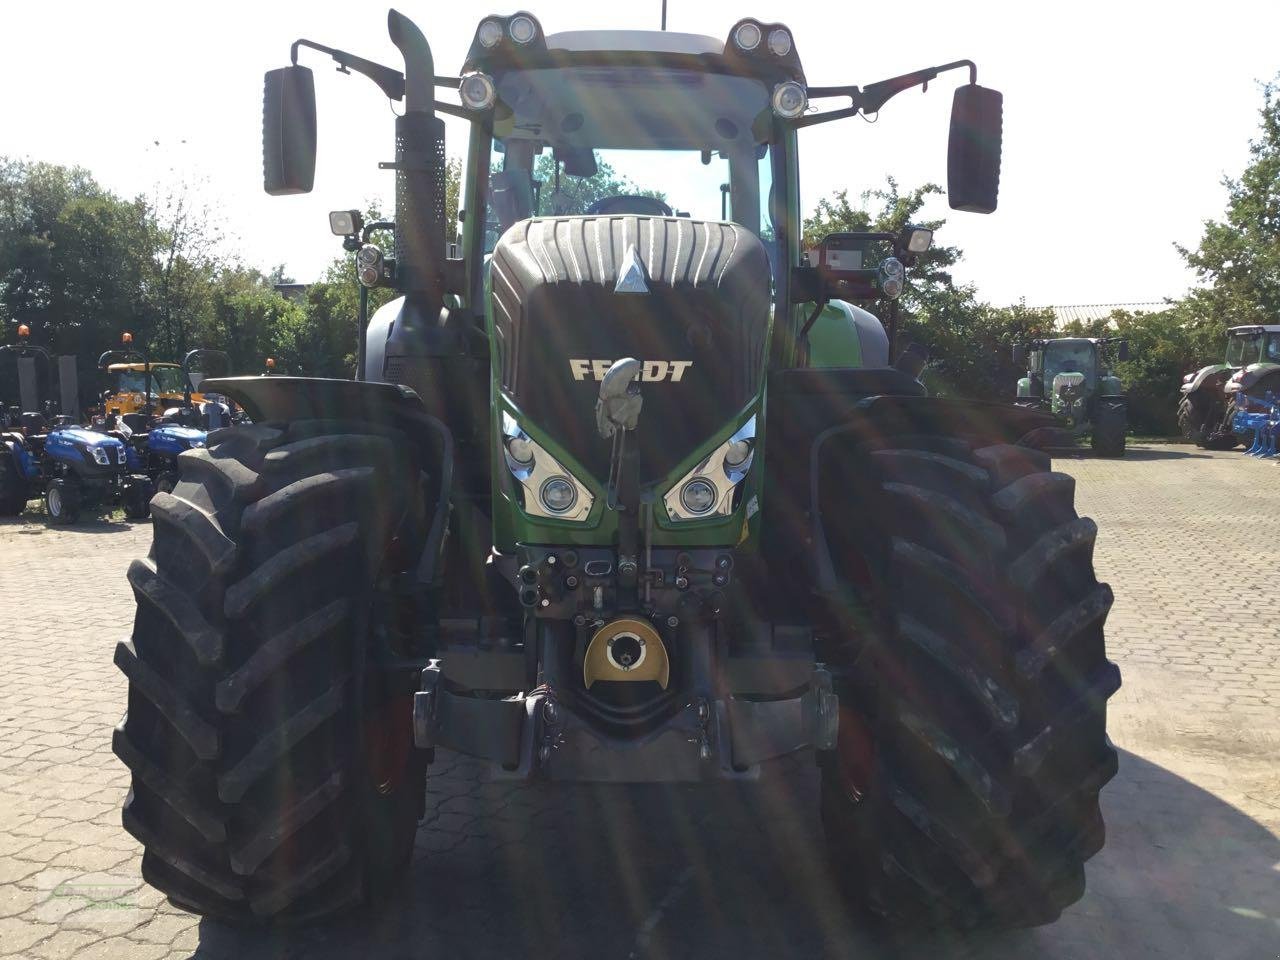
left=94, top=348, right=233, bottom=504
left=1, top=333, right=153, bottom=522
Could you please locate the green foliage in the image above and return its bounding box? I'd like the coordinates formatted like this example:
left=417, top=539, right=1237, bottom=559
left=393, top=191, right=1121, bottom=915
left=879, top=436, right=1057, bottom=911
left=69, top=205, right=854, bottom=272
left=1177, top=78, right=1280, bottom=329
left=532, top=154, right=665, bottom=215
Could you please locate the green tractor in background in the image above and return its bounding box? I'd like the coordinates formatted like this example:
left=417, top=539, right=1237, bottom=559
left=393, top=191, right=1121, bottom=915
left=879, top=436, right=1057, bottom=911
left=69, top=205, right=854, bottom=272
left=1014, top=337, right=1129, bottom=457
left=1178, top=324, right=1280, bottom=449
left=112, top=9, right=1118, bottom=930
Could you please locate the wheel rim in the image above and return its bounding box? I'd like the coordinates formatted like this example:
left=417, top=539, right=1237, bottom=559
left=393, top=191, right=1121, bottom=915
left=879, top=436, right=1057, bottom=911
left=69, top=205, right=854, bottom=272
left=47, top=486, right=61, bottom=517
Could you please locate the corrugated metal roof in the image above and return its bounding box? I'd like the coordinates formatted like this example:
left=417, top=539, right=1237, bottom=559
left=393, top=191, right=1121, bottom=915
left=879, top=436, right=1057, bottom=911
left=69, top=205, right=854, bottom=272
left=1048, top=302, right=1168, bottom=327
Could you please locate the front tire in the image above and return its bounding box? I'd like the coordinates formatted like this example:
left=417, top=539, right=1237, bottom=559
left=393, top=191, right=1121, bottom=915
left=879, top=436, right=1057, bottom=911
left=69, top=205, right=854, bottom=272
left=817, top=437, right=1119, bottom=928
left=1090, top=403, right=1126, bottom=457
left=46, top=478, right=80, bottom=524
left=113, top=420, right=431, bottom=924
left=0, top=443, right=28, bottom=516
left=123, top=478, right=154, bottom=520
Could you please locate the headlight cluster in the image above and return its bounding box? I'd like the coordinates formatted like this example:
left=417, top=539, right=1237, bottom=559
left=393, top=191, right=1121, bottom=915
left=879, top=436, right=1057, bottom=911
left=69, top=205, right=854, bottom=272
left=501, top=413, right=593, bottom=522
left=477, top=14, right=539, bottom=47
left=879, top=257, right=905, bottom=300
left=663, top=416, right=757, bottom=522
left=732, top=21, right=792, bottom=58
left=92, top=447, right=112, bottom=466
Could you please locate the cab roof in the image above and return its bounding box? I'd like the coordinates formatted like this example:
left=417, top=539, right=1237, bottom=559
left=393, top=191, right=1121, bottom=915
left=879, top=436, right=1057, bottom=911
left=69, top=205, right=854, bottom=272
left=1228, top=324, right=1280, bottom=334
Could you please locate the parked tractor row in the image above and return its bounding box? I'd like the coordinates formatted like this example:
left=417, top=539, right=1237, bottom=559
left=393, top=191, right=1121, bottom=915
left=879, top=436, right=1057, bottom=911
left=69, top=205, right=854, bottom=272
left=1179, top=324, right=1280, bottom=450
left=0, top=328, right=254, bottom=522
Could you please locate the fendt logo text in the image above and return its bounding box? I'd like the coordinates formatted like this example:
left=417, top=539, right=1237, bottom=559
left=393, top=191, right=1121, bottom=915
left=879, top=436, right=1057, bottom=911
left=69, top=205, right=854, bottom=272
left=569, top=360, right=693, bottom=382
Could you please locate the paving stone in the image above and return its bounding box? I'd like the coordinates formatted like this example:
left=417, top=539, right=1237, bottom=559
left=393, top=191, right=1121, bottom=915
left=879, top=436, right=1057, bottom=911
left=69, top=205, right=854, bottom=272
left=0, top=446, right=1276, bottom=959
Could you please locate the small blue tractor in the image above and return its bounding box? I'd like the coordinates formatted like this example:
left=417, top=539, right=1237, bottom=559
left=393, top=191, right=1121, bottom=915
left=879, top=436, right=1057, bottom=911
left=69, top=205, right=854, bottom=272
left=94, top=348, right=236, bottom=503
left=1, top=330, right=151, bottom=522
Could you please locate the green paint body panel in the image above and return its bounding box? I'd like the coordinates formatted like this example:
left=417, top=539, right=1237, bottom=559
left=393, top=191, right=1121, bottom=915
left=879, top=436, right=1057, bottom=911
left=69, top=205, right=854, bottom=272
left=805, top=302, right=864, bottom=368
left=470, top=121, right=819, bottom=555
left=482, top=260, right=766, bottom=553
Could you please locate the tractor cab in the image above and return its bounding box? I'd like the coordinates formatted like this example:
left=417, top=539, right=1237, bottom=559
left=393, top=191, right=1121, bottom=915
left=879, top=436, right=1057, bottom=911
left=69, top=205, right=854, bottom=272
left=1223, top=325, right=1280, bottom=367
left=102, top=362, right=200, bottom=420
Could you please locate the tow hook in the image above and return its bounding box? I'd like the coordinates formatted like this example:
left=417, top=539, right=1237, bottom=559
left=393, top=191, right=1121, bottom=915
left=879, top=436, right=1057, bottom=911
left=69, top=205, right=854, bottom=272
left=536, top=691, right=564, bottom=766
left=812, top=666, right=839, bottom=751
left=412, top=660, right=442, bottom=749
left=696, top=698, right=712, bottom=762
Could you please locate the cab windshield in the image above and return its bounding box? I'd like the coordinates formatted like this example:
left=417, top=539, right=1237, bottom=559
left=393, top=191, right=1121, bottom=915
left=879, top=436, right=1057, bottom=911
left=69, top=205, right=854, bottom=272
left=1225, top=331, right=1264, bottom=366
left=115, top=367, right=188, bottom=396
left=482, top=66, right=781, bottom=281
left=1042, top=342, right=1097, bottom=386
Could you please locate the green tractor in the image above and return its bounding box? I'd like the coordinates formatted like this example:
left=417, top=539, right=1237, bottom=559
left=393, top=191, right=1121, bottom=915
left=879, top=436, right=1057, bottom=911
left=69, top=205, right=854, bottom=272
left=1013, top=337, right=1130, bottom=457
left=1178, top=324, right=1280, bottom=449
left=113, top=10, right=1118, bottom=929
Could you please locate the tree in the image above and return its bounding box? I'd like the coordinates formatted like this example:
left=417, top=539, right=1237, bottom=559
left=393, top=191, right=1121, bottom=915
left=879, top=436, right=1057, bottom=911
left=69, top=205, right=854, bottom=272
left=532, top=154, right=665, bottom=215
left=802, top=179, right=961, bottom=317
left=1177, top=77, right=1280, bottom=330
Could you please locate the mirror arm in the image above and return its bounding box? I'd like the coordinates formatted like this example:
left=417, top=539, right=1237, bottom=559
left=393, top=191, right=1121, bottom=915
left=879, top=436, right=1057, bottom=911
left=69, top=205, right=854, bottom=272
left=290, top=39, right=406, bottom=102
left=797, top=60, right=978, bottom=129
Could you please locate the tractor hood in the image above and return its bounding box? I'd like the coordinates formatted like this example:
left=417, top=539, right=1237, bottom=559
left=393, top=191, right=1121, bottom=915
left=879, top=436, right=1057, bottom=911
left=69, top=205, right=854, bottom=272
left=489, top=215, right=770, bottom=484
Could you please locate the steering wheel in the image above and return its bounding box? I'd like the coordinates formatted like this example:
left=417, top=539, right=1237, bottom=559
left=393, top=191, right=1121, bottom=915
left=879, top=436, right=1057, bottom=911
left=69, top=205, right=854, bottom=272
left=586, top=195, right=674, bottom=217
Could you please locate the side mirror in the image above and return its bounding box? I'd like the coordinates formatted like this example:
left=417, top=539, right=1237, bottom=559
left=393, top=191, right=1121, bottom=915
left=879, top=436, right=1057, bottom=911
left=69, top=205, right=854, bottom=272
left=1118, top=341, right=1130, bottom=362
left=263, top=66, right=317, bottom=196
left=948, top=85, right=1003, bottom=214
left=1012, top=343, right=1026, bottom=367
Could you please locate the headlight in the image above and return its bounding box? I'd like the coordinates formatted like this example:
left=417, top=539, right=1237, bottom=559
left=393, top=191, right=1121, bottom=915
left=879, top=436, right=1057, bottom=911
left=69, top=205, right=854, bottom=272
left=879, top=257, right=905, bottom=300
left=477, top=19, right=504, bottom=47
left=679, top=479, right=717, bottom=515
left=539, top=477, right=578, bottom=514
left=508, top=15, right=537, bottom=44
left=1182, top=373, right=1195, bottom=383
left=357, top=243, right=384, bottom=287
left=664, top=416, right=756, bottom=522
left=92, top=447, right=111, bottom=466
left=733, top=22, right=762, bottom=50
left=767, top=28, right=792, bottom=56
left=501, top=412, right=593, bottom=522
left=771, top=81, right=807, bottom=119
left=459, top=72, right=496, bottom=111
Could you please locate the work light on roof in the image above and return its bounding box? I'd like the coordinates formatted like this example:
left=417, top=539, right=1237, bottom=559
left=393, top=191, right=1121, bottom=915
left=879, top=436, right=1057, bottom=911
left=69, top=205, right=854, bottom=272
left=733, top=22, right=762, bottom=51
left=477, top=20, right=504, bottom=47
left=508, top=15, right=537, bottom=44
left=767, top=29, right=792, bottom=57
left=771, top=81, right=807, bottom=119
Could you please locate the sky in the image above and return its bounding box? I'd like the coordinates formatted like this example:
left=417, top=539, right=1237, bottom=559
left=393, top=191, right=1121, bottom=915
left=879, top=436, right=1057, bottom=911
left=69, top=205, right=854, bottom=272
left=2, top=0, right=1278, bottom=307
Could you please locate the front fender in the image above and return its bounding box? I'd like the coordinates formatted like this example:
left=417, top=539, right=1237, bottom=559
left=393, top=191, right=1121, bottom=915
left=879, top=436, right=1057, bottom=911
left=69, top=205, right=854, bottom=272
left=1235, top=362, right=1280, bottom=391
left=1181, top=363, right=1231, bottom=396
left=202, top=376, right=454, bottom=584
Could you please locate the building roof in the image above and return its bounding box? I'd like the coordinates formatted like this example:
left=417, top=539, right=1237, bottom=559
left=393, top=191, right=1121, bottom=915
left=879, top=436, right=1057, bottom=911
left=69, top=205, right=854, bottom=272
left=1048, top=302, right=1169, bottom=328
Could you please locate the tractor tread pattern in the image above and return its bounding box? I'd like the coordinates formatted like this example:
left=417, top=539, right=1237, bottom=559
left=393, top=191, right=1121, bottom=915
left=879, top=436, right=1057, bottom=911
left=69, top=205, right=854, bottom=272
left=820, top=436, right=1119, bottom=928
left=113, top=641, right=220, bottom=760
left=114, top=421, right=422, bottom=925
left=112, top=726, right=226, bottom=843
left=126, top=558, right=224, bottom=665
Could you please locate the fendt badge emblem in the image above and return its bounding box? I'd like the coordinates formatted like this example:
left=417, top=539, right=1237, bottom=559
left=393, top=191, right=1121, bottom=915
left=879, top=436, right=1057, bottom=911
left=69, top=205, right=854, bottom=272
left=614, top=244, right=649, bottom=294
left=570, top=359, right=692, bottom=382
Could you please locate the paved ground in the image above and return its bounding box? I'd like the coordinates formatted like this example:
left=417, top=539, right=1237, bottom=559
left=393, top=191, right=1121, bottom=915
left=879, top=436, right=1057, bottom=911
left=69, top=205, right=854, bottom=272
left=0, top=442, right=1277, bottom=959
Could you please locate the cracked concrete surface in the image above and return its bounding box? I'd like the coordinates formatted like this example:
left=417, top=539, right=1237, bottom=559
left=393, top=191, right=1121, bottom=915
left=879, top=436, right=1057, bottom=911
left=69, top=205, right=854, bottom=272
left=0, top=442, right=1276, bottom=958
